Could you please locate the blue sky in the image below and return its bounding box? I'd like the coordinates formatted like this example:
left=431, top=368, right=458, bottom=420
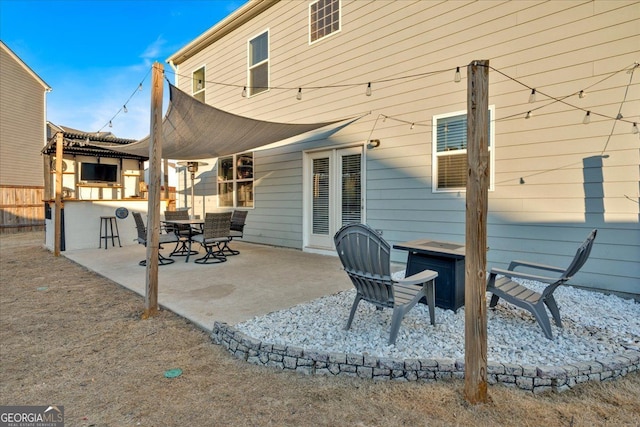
left=1, top=0, right=247, bottom=139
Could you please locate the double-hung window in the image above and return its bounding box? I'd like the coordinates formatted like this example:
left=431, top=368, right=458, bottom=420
left=192, top=66, right=205, bottom=102
left=309, top=0, right=341, bottom=44
left=432, top=107, right=495, bottom=192
left=218, top=152, right=254, bottom=208
left=248, top=30, right=269, bottom=96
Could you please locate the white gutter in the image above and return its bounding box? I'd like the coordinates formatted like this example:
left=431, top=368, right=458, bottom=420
left=166, top=0, right=278, bottom=66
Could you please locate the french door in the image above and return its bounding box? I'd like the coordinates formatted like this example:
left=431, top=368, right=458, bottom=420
left=305, top=146, right=363, bottom=250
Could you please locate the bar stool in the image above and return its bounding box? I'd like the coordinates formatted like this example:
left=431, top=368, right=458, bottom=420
left=99, top=216, right=121, bottom=249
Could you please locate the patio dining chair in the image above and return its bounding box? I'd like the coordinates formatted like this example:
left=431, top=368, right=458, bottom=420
left=132, top=211, right=179, bottom=266
left=334, top=223, right=438, bottom=345
left=219, top=210, right=247, bottom=256
left=191, top=212, right=232, bottom=264
left=164, top=210, right=199, bottom=257
left=486, top=229, right=598, bottom=339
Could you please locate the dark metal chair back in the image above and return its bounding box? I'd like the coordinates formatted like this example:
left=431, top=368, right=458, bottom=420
left=132, top=211, right=147, bottom=245
left=164, top=210, right=190, bottom=234
left=202, top=212, right=232, bottom=239
left=230, top=210, right=248, bottom=233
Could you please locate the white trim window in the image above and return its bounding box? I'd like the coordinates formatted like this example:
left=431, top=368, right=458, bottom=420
left=218, top=152, right=254, bottom=208
left=432, top=106, right=495, bottom=192
left=309, top=0, right=341, bottom=44
left=192, top=66, right=205, bottom=102
left=248, top=30, right=269, bottom=96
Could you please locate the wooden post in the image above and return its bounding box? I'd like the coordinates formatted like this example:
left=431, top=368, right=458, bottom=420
left=144, top=62, right=164, bottom=318
left=464, top=60, right=489, bottom=403
left=54, top=132, right=64, bottom=257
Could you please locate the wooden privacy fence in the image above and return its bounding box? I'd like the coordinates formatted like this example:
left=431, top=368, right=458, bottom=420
left=0, top=185, right=45, bottom=233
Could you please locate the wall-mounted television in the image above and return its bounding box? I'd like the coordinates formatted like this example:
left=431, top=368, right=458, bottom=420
left=80, top=163, right=118, bottom=182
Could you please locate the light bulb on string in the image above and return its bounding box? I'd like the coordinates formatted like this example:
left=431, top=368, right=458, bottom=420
left=382, top=115, right=387, bottom=123
left=242, top=86, right=247, bottom=97
left=525, top=111, right=532, bottom=119
left=109, top=120, right=113, bottom=128
left=579, top=90, right=586, bottom=99
left=528, top=89, right=536, bottom=103
left=454, top=67, right=461, bottom=83
left=632, top=123, right=639, bottom=135
left=366, top=82, right=372, bottom=96
left=410, top=123, right=415, bottom=129
left=123, top=105, right=128, bottom=113
left=296, top=88, right=302, bottom=101
left=582, top=111, right=591, bottom=124
left=138, top=83, right=143, bottom=91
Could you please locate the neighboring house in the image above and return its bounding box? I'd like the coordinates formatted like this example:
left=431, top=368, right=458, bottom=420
left=166, top=0, right=639, bottom=294
left=0, top=40, right=51, bottom=233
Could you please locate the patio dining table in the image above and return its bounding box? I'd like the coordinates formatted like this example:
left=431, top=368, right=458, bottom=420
left=162, top=218, right=204, bottom=263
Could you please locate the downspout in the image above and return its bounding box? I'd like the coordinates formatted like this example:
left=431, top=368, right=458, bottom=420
left=167, top=59, right=183, bottom=209
left=165, top=60, right=179, bottom=204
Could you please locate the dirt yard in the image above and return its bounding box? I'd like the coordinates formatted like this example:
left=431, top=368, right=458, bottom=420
left=1, top=231, right=638, bottom=427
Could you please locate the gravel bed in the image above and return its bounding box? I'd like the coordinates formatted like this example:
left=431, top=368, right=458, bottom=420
left=236, top=279, right=640, bottom=366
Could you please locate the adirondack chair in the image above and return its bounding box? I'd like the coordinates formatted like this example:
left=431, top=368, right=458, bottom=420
left=132, top=211, right=179, bottom=266
left=334, top=223, right=438, bottom=345
left=486, top=229, right=597, bottom=339
left=191, top=212, right=232, bottom=264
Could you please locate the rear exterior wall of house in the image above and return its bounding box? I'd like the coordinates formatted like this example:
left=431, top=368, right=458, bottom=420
left=171, top=0, right=639, bottom=294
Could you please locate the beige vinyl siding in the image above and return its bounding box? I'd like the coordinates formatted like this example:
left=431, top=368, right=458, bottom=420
left=0, top=46, right=48, bottom=187
left=172, top=0, right=639, bottom=294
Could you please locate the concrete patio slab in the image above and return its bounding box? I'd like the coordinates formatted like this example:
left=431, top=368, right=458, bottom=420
left=63, top=241, right=352, bottom=330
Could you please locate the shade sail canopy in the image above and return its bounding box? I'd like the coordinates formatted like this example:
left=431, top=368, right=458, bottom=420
left=99, top=83, right=359, bottom=160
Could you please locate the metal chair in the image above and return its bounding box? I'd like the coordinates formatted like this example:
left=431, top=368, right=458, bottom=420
left=219, top=210, right=247, bottom=256
left=132, top=211, right=178, bottom=266
left=191, top=212, right=232, bottom=264
left=334, top=223, right=438, bottom=345
left=164, top=210, right=199, bottom=257
left=487, top=229, right=598, bottom=339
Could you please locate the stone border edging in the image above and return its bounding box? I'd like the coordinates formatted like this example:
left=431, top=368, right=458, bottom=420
left=211, top=321, right=639, bottom=394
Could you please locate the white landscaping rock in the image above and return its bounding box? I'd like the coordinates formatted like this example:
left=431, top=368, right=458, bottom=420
left=236, top=279, right=640, bottom=366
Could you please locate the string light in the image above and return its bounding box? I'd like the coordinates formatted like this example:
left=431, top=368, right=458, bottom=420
left=96, top=67, right=151, bottom=134
left=632, top=123, right=639, bottom=134
left=99, top=62, right=637, bottom=138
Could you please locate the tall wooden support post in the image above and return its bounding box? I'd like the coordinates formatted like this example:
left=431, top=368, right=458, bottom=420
left=144, top=62, right=164, bottom=318
left=464, top=60, right=489, bottom=403
left=54, top=132, right=64, bottom=256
